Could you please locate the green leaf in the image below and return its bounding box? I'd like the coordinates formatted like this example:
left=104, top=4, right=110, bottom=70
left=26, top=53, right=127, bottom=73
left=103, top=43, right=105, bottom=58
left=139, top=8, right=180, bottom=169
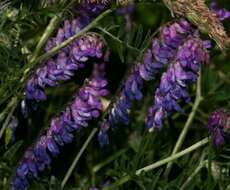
left=3, top=140, right=23, bottom=161
left=134, top=25, right=144, bottom=48
left=4, top=127, right=12, bottom=146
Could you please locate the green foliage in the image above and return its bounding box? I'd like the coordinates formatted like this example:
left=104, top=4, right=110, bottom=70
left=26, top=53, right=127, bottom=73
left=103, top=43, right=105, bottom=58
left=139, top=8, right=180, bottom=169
left=0, top=0, right=230, bottom=190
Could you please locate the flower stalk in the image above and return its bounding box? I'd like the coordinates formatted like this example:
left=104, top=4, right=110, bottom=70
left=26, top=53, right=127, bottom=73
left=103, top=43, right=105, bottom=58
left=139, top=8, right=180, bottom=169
left=61, top=128, right=98, bottom=189
left=180, top=160, right=207, bottom=190
left=164, top=71, right=203, bottom=177
left=29, top=14, right=62, bottom=65
left=102, top=137, right=209, bottom=190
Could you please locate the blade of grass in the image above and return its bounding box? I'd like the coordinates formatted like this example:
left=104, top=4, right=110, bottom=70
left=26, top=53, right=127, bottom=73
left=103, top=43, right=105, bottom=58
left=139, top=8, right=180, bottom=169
left=102, top=137, right=209, bottom=190
left=61, top=128, right=98, bottom=189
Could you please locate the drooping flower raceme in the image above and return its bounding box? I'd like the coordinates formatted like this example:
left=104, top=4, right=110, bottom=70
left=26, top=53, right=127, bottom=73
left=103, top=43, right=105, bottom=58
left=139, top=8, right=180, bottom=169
left=98, top=19, right=194, bottom=145
left=147, top=37, right=210, bottom=130
left=23, top=1, right=109, bottom=106
left=25, top=32, right=104, bottom=102
left=207, top=109, right=229, bottom=147
left=11, top=63, right=108, bottom=190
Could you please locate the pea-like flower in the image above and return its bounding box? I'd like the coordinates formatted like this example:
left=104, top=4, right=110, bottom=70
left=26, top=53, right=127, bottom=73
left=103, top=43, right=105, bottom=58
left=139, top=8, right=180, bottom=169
left=207, top=109, right=230, bottom=147
left=23, top=1, right=108, bottom=110
left=11, top=63, right=108, bottom=190
left=147, top=37, right=209, bottom=130
left=210, top=1, right=230, bottom=21
left=98, top=19, right=194, bottom=146
left=25, top=32, right=104, bottom=102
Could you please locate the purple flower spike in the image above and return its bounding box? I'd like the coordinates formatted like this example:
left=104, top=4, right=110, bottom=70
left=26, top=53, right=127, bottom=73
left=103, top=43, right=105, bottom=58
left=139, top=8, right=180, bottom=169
left=98, top=19, right=194, bottom=146
left=147, top=37, right=209, bottom=130
left=25, top=32, right=104, bottom=102
left=80, top=0, right=110, bottom=15
left=12, top=63, right=108, bottom=190
left=98, top=66, right=142, bottom=146
left=207, top=109, right=230, bottom=147
left=23, top=1, right=108, bottom=109
left=139, top=19, right=194, bottom=81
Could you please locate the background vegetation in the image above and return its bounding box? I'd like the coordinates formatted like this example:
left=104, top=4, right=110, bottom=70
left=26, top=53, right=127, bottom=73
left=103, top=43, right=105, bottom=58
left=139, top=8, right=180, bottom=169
left=0, top=0, right=230, bottom=189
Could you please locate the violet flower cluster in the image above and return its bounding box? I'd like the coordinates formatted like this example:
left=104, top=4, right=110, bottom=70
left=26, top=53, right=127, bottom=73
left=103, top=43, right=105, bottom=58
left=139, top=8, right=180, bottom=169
left=26, top=31, right=104, bottom=102
left=80, top=0, right=109, bottom=15
left=24, top=1, right=109, bottom=107
left=98, top=19, right=194, bottom=145
left=210, top=1, right=230, bottom=21
left=207, top=109, right=229, bottom=147
left=147, top=37, right=210, bottom=130
left=11, top=63, right=108, bottom=190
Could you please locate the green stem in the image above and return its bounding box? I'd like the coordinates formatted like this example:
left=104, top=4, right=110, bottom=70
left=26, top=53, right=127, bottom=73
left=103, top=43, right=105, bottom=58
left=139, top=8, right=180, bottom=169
left=0, top=97, right=17, bottom=125
left=164, top=71, right=203, bottom=177
left=61, top=128, right=98, bottom=189
left=180, top=160, right=207, bottom=190
left=20, top=15, right=61, bottom=83
left=208, top=138, right=213, bottom=189
left=0, top=101, right=17, bottom=141
left=208, top=70, right=230, bottom=95
left=97, top=26, right=140, bottom=53
left=25, top=0, right=78, bottom=65
left=102, top=137, right=209, bottom=190
left=92, top=148, right=127, bottom=173
left=30, top=14, right=62, bottom=63
left=91, top=148, right=127, bottom=186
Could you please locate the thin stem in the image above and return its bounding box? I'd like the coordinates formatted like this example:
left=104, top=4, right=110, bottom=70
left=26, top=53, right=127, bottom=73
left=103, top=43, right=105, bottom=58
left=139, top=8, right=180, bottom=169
left=97, top=26, right=141, bottom=53
left=0, top=97, right=17, bottom=125
left=103, top=137, right=209, bottom=190
left=162, top=0, right=175, bottom=17
left=92, top=148, right=128, bottom=186
left=29, top=14, right=62, bottom=63
left=136, top=137, right=208, bottom=174
left=92, top=148, right=127, bottom=173
left=208, top=66, right=230, bottom=95
left=164, top=71, right=203, bottom=177
left=25, top=0, right=79, bottom=65
left=20, top=15, right=61, bottom=83
left=61, top=128, right=98, bottom=189
left=207, top=139, right=213, bottom=189
left=0, top=101, right=17, bottom=141
left=180, top=160, right=207, bottom=190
